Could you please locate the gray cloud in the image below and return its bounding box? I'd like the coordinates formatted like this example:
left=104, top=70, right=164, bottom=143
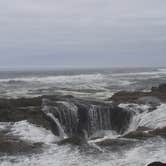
left=0, top=0, right=166, bottom=68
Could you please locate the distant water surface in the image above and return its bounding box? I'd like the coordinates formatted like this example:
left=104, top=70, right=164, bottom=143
left=0, top=67, right=166, bottom=99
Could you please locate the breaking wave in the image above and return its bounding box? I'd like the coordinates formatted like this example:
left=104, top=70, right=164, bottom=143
left=119, top=103, right=166, bottom=132
left=0, top=121, right=57, bottom=143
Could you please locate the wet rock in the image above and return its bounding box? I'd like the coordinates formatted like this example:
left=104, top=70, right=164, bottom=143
left=136, top=126, right=152, bottom=132
left=0, top=106, right=50, bottom=130
left=42, top=96, right=132, bottom=138
left=95, top=138, right=137, bottom=151
left=0, top=130, right=43, bottom=155
left=147, top=162, right=166, bottom=166
left=152, top=84, right=166, bottom=93
left=137, top=96, right=161, bottom=111
left=95, top=138, right=133, bottom=146
left=149, top=127, right=166, bottom=138
left=0, top=97, right=52, bottom=130
left=109, top=91, right=147, bottom=104
left=123, top=127, right=166, bottom=140
left=57, top=136, right=86, bottom=146
left=0, top=95, right=132, bottom=138
left=123, top=131, right=153, bottom=139
left=109, top=106, right=131, bottom=134
left=0, top=97, right=42, bottom=109
left=110, top=84, right=166, bottom=104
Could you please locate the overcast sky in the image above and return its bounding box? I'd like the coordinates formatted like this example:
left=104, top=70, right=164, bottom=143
left=0, top=0, right=166, bottom=68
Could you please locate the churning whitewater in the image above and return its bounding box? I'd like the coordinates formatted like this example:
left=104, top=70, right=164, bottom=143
left=0, top=68, right=166, bottom=166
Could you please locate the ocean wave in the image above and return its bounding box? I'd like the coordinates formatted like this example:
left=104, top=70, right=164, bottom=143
left=112, top=69, right=166, bottom=77
left=0, top=120, right=57, bottom=143
left=1, top=135, right=166, bottom=166
left=134, top=104, right=166, bottom=129
left=0, top=73, right=104, bottom=83
left=121, top=104, right=166, bottom=131
left=119, top=137, right=166, bottom=166
left=157, top=68, right=166, bottom=73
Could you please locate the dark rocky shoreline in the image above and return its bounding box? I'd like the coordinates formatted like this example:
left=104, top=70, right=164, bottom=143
left=110, top=84, right=166, bottom=104
left=0, top=95, right=131, bottom=136
left=0, top=95, right=132, bottom=154
left=0, top=84, right=166, bottom=165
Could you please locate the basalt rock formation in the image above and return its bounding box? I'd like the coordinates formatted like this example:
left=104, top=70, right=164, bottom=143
left=0, top=97, right=50, bottom=130
left=0, top=84, right=165, bottom=147
left=122, top=127, right=166, bottom=140
left=42, top=96, right=132, bottom=138
left=110, top=84, right=166, bottom=104
left=0, top=95, right=132, bottom=139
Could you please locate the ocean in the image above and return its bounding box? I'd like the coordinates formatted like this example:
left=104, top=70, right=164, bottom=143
left=0, top=67, right=166, bottom=166
left=0, top=67, right=166, bottom=99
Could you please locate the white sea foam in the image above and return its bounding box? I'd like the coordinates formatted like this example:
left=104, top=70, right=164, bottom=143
left=88, top=130, right=120, bottom=143
left=0, top=74, right=104, bottom=84
left=120, top=104, right=166, bottom=132
left=132, top=104, right=166, bottom=129
left=116, top=137, right=166, bottom=166
left=0, top=73, right=134, bottom=91
left=157, top=68, right=166, bottom=73
left=1, top=136, right=166, bottom=166
left=0, top=122, right=11, bottom=130
left=0, top=73, right=110, bottom=99
left=0, top=69, right=166, bottom=165
left=10, top=120, right=57, bottom=143
left=0, top=108, right=166, bottom=166
left=0, top=70, right=151, bottom=99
